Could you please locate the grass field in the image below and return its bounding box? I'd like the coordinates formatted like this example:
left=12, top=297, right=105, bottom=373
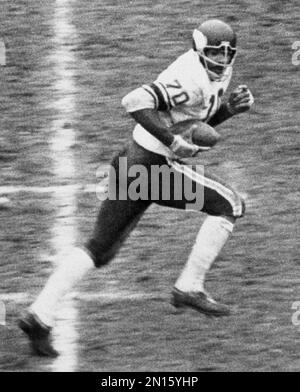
left=0, top=0, right=299, bottom=371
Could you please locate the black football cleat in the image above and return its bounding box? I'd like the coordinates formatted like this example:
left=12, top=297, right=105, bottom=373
left=171, top=287, right=231, bottom=317
left=18, top=311, right=59, bottom=357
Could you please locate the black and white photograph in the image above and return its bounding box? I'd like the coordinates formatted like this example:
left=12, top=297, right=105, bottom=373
left=0, top=0, right=299, bottom=373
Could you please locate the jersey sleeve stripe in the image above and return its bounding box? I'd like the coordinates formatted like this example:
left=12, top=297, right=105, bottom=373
left=149, top=83, right=169, bottom=111
left=142, top=85, right=159, bottom=109
left=157, top=82, right=172, bottom=109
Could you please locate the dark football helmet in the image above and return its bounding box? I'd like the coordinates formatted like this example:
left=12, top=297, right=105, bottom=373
left=192, top=19, right=237, bottom=81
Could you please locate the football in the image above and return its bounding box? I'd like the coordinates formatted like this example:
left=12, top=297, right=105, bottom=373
left=170, top=119, right=220, bottom=148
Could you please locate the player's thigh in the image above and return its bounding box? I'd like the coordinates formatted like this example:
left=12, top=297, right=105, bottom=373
left=155, top=159, right=245, bottom=218
left=85, top=142, right=153, bottom=265
left=86, top=198, right=150, bottom=264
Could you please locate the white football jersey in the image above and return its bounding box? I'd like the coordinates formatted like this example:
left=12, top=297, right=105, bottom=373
left=122, top=49, right=232, bottom=157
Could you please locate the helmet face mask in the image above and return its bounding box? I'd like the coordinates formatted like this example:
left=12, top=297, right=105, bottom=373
left=202, top=43, right=236, bottom=80
left=192, top=20, right=237, bottom=81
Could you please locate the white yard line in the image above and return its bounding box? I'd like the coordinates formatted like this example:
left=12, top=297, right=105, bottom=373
left=0, top=293, right=31, bottom=303
left=0, top=184, right=101, bottom=194
left=47, top=0, right=79, bottom=372
left=0, top=292, right=166, bottom=303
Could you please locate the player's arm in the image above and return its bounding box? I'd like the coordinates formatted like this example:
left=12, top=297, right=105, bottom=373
left=208, top=85, right=254, bottom=127
left=129, top=108, right=174, bottom=147
left=122, top=86, right=200, bottom=157
left=121, top=86, right=175, bottom=146
left=208, top=103, right=234, bottom=127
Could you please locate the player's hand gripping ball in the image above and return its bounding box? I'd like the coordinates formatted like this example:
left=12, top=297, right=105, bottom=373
left=169, top=120, right=220, bottom=158
left=171, top=119, right=220, bottom=149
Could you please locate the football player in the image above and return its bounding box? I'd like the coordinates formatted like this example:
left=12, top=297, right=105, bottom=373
left=19, top=19, right=254, bottom=357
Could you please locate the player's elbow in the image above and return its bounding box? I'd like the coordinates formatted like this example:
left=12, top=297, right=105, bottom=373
left=121, top=87, right=156, bottom=113
left=121, top=93, right=132, bottom=111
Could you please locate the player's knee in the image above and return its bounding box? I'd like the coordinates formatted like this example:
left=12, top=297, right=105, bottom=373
left=93, top=253, right=112, bottom=268
left=240, top=197, right=246, bottom=216
left=231, top=194, right=246, bottom=219
left=219, top=192, right=245, bottom=220
left=84, top=240, right=113, bottom=268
